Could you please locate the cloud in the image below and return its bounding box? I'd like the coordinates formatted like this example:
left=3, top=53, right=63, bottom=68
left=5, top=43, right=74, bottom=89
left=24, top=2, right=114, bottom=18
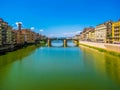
left=39, top=29, right=44, bottom=32
left=75, top=31, right=81, bottom=35
left=47, top=30, right=81, bottom=38
left=62, top=31, right=81, bottom=36
left=46, top=25, right=83, bottom=37
left=31, top=27, right=35, bottom=30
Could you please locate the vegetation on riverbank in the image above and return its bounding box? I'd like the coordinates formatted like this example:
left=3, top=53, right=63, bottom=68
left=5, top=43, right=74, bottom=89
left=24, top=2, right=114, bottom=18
left=79, top=43, right=120, bottom=57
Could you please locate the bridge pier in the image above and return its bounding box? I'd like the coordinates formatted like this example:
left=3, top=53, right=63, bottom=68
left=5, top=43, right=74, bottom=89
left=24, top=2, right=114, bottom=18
left=64, top=39, right=67, bottom=47
left=74, top=40, right=79, bottom=46
left=48, top=39, right=51, bottom=47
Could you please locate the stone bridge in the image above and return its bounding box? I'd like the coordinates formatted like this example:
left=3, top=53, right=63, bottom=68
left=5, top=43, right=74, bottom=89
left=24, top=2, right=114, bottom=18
left=47, top=38, right=79, bottom=47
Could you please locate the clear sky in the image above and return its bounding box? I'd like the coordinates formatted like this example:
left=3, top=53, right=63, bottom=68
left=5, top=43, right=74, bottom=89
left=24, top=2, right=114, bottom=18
left=0, top=0, right=119, bottom=37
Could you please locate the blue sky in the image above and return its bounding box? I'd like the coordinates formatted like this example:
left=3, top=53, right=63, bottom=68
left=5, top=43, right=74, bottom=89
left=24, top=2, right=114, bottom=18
left=0, top=0, right=120, bottom=37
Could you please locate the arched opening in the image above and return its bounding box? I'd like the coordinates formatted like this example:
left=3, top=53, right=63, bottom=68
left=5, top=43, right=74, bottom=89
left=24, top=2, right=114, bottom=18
left=51, top=40, right=64, bottom=47
left=66, top=40, right=77, bottom=47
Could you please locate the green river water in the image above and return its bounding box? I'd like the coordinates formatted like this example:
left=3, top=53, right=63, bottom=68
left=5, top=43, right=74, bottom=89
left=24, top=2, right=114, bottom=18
left=0, top=44, right=120, bottom=90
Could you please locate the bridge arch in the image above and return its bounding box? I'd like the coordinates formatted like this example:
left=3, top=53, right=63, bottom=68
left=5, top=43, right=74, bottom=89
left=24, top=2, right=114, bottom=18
left=47, top=38, right=79, bottom=47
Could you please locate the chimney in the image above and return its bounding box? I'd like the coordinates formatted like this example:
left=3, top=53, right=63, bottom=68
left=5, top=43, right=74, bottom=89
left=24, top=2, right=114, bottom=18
left=18, top=22, right=22, bottom=30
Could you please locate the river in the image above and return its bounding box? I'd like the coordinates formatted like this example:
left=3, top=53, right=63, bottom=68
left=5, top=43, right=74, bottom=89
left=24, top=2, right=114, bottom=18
left=0, top=42, right=120, bottom=90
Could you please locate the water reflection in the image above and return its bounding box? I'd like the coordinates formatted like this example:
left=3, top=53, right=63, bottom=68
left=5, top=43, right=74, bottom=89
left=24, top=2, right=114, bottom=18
left=104, top=55, right=120, bottom=85
left=79, top=45, right=120, bottom=87
left=0, top=45, right=120, bottom=90
left=0, top=46, right=37, bottom=68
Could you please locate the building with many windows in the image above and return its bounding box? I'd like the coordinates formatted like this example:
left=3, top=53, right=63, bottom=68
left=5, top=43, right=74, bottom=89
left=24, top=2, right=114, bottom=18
left=21, top=29, right=36, bottom=44
left=12, top=30, right=17, bottom=45
left=16, top=23, right=25, bottom=45
left=79, top=27, right=95, bottom=41
left=0, top=18, right=42, bottom=47
left=0, top=18, right=7, bottom=46
left=106, top=21, right=113, bottom=43
left=88, top=28, right=95, bottom=41
left=75, top=20, right=120, bottom=44
left=95, top=23, right=107, bottom=43
left=112, top=20, right=120, bottom=44
left=0, top=18, right=13, bottom=46
left=0, top=30, right=1, bottom=46
left=6, top=26, right=13, bottom=45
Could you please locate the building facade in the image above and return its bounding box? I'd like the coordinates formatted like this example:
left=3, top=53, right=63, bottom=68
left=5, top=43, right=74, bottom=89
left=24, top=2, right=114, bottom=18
left=95, top=24, right=107, bottom=43
left=15, top=23, right=42, bottom=45
left=0, top=18, right=42, bottom=47
left=80, top=27, right=95, bottom=41
left=6, top=26, right=13, bottom=45
left=12, top=30, right=17, bottom=45
left=106, top=21, right=113, bottom=43
left=0, top=18, right=13, bottom=46
left=16, top=30, right=24, bottom=45
left=112, top=20, right=120, bottom=44
left=89, top=29, right=95, bottom=42
left=0, top=29, right=1, bottom=46
left=21, top=29, right=36, bottom=44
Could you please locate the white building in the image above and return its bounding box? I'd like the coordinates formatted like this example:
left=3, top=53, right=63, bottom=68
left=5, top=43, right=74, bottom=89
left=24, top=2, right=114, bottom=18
left=95, top=24, right=107, bottom=43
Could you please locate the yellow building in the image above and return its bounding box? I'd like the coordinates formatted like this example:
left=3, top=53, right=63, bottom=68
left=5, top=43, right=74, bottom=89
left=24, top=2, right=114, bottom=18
left=91, top=30, right=95, bottom=42
left=88, top=29, right=95, bottom=42
left=112, top=21, right=120, bottom=44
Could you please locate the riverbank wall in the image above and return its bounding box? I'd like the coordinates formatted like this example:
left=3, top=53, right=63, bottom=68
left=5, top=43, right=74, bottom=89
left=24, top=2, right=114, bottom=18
left=79, top=41, right=120, bottom=56
left=0, top=43, right=40, bottom=55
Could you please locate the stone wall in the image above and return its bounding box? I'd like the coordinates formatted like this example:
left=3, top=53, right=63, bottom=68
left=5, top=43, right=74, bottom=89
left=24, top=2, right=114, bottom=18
left=104, top=44, right=120, bottom=53
left=79, top=41, right=120, bottom=53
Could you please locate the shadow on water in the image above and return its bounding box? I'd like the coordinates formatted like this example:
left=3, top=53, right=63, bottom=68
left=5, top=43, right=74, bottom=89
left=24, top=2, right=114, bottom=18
left=79, top=45, right=120, bottom=87
left=0, top=45, right=39, bottom=68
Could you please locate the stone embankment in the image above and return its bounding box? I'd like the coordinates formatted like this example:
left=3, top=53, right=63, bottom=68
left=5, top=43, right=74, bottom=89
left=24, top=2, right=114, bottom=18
left=79, top=41, right=120, bottom=53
